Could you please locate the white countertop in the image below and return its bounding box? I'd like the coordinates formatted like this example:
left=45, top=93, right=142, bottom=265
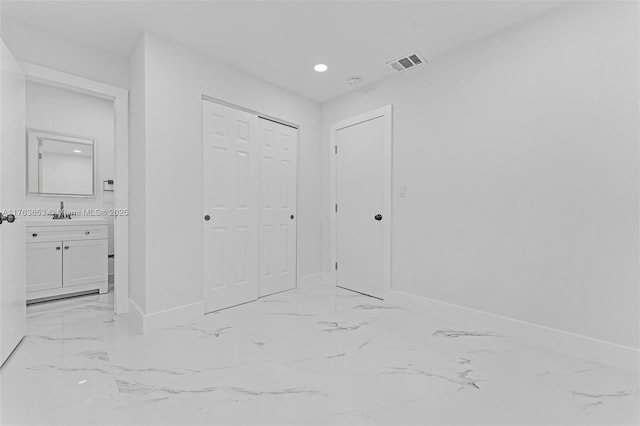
left=25, top=217, right=108, bottom=227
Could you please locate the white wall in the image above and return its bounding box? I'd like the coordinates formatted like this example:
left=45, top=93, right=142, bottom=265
left=1, top=18, right=129, bottom=89
left=129, top=33, right=322, bottom=324
left=321, top=2, right=639, bottom=349
left=25, top=82, right=116, bottom=261
left=128, top=36, right=147, bottom=313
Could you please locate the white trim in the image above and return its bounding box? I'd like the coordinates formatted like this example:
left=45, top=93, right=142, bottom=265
left=127, top=299, right=144, bottom=335
left=201, top=94, right=300, bottom=129
left=386, top=290, right=640, bottom=373
left=128, top=299, right=204, bottom=334
left=139, top=302, right=205, bottom=334
left=26, top=129, right=97, bottom=197
left=329, top=105, right=393, bottom=299
left=21, top=63, right=130, bottom=315
left=297, top=272, right=328, bottom=288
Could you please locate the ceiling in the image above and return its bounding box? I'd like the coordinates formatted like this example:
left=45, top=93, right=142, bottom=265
left=1, top=1, right=567, bottom=103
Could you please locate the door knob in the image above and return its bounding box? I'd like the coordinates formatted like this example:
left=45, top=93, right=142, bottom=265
left=290, top=215, right=294, bottom=220
left=0, top=214, right=16, bottom=224
left=204, top=215, right=211, bottom=221
left=64, top=246, right=69, bottom=250
left=374, top=214, right=383, bottom=221
left=56, top=246, right=61, bottom=251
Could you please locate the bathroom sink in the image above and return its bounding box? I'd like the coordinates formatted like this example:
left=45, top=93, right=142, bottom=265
left=26, top=217, right=108, bottom=227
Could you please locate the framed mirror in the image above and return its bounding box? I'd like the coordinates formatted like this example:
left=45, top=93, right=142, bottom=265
left=27, top=130, right=95, bottom=197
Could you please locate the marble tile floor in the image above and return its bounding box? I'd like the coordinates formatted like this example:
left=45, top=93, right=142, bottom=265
left=0, top=284, right=638, bottom=425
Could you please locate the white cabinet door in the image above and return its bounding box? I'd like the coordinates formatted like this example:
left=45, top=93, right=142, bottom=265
left=26, top=242, right=63, bottom=292
left=62, top=239, right=108, bottom=288
left=258, top=119, right=297, bottom=297
left=202, top=100, right=259, bottom=313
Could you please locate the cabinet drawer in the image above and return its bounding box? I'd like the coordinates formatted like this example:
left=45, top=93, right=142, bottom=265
left=26, top=225, right=108, bottom=242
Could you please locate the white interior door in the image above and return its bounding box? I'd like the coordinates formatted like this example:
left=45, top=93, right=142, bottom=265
left=336, top=116, right=386, bottom=298
left=0, top=42, right=26, bottom=367
left=258, top=119, right=297, bottom=297
left=202, top=100, right=258, bottom=313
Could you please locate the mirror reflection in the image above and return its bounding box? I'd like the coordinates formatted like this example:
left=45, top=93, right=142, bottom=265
left=27, top=130, right=95, bottom=197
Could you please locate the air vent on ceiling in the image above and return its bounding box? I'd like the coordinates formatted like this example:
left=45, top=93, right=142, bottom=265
left=387, top=52, right=426, bottom=73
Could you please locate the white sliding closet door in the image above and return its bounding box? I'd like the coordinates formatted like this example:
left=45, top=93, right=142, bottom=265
left=258, top=119, right=297, bottom=297
left=202, top=100, right=259, bottom=313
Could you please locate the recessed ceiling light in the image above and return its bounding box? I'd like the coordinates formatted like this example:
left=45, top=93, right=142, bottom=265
left=314, top=64, right=328, bottom=73
left=73, top=149, right=82, bottom=153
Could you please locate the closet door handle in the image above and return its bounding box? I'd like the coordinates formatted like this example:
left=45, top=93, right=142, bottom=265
left=64, top=246, right=69, bottom=250
left=204, top=215, right=211, bottom=221
left=374, top=214, right=383, bottom=221
left=56, top=246, right=61, bottom=251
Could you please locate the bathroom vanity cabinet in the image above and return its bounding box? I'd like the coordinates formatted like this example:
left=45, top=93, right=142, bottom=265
left=26, top=218, right=108, bottom=302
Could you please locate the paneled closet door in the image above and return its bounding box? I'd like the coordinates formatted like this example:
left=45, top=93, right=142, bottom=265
left=258, top=119, right=297, bottom=297
left=202, top=100, right=259, bottom=313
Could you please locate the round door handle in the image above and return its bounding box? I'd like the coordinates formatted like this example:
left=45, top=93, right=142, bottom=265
left=290, top=215, right=294, bottom=220
left=56, top=247, right=61, bottom=251
left=204, top=215, right=211, bottom=221
left=64, top=246, right=69, bottom=250
left=32, top=233, right=38, bottom=238
left=85, top=231, right=90, bottom=235
left=0, top=214, right=16, bottom=224
left=375, top=214, right=383, bottom=221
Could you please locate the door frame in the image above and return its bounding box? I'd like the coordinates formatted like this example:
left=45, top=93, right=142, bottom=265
left=329, top=105, right=393, bottom=299
left=21, top=63, right=129, bottom=314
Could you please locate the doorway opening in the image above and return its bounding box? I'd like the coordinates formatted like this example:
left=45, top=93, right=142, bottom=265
left=21, top=64, right=129, bottom=315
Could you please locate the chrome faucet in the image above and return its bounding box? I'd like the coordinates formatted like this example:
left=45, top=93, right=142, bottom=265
left=52, top=201, right=71, bottom=219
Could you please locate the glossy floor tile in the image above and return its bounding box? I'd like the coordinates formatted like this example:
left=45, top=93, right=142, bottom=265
left=1, top=284, right=638, bottom=425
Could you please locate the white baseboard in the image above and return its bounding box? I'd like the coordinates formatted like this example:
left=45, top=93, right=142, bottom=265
left=127, top=299, right=145, bottom=335
left=128, top=271, right=330, bottom=333
left=127, top=299, right=204, bottom=334
left=386, top=290, right=640, bottom=374
left=298, top=272, right=330, bottom=287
